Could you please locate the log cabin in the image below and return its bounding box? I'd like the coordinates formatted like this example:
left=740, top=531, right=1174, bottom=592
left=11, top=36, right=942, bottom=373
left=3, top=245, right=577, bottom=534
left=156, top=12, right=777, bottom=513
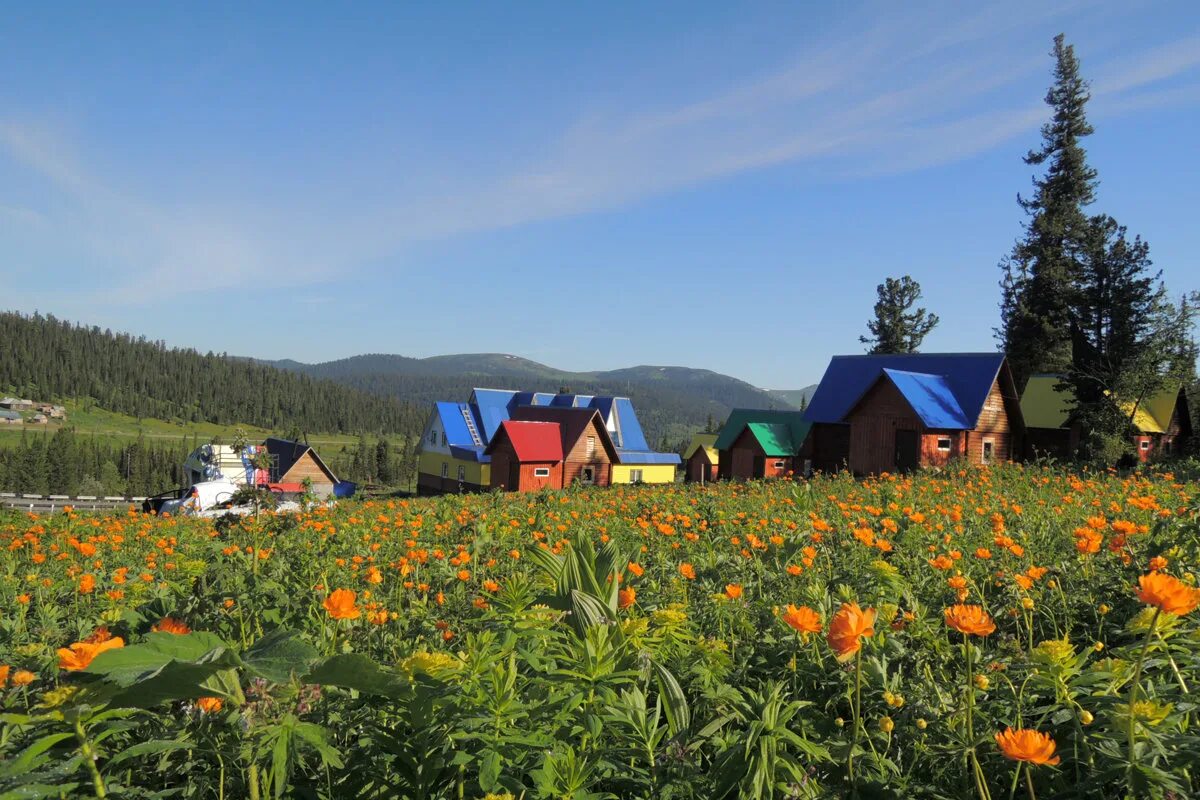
left=713, top=410, right=811, bottom=481
left=486, top=407, right=620, bottom=492
left=803, top=354, right=1023, bottom=476
left=264, top=437, right=340, bottom=497
left=1021, top=375, right=1192, bottom=462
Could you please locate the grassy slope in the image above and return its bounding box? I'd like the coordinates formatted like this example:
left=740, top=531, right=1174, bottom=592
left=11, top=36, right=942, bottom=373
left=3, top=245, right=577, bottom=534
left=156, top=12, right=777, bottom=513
left=0, top=400, right=403, bottom=450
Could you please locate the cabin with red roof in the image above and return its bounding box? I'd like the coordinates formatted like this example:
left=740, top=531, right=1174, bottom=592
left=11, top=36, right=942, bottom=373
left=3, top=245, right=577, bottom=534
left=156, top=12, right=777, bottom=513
left=485, top=407, right=619, bottom=492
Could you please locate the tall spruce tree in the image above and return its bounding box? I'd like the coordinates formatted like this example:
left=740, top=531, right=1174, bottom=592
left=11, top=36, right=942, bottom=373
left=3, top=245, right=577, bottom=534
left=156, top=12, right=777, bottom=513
left=860, top=276, right=939, bottom=354
left=1000, top=34, right=1098, bottom=388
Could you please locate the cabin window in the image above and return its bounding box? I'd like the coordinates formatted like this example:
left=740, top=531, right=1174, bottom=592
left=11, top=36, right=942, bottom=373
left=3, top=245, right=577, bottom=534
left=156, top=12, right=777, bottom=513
left=580, top=466, right=595, bottom=484
left=428, top=430, right=437, bottom=445
left=457, top=466, right=465, bottom=482
left=533, top=467, right=551, bottom=478
left=1140, top=440, right=1150, bottom=450
left=982, top=441, right=994, bottom=464
left=630, top=469, right=643, bottom=483
left=441, top=432, right=447, bottom=447
left=441, top=463, right=449, bottom=478
left=773, top=460, right=786, bottom=469
left=586, top=436, right=596, bottom=458
left=937, top=437, right=951, bottom=451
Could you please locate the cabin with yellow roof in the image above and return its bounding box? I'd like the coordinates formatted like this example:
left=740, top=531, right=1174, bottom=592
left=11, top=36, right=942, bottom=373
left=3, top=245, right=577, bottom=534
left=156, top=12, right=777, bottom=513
left=1020, top=375, right=1192, bottom=462
left=684, top=433, right=719, bottom=483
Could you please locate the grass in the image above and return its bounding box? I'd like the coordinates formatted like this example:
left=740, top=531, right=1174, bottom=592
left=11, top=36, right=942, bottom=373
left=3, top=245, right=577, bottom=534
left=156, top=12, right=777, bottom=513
left=0, top=399, right=406, bottom=450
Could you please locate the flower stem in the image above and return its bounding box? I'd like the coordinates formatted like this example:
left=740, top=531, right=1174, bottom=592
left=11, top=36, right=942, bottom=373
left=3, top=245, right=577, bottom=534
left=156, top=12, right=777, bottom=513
left=1024, top=763, right=1037, bottom=800
left=73, top=719, right=107, bottom=799
left=1126, top=608, right=1160, bottom=787
left=849, top=647, right=862, bottom=787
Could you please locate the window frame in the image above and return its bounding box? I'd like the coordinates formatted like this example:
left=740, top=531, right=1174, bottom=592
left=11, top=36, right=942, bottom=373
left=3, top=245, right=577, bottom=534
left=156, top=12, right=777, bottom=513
left=440, top=462, right=449, bottom=479
left=936, top=437, right=952, bottom=452
left=981, top=440, right=994, bottom=464
left=533, top=467, right=551, bottom=478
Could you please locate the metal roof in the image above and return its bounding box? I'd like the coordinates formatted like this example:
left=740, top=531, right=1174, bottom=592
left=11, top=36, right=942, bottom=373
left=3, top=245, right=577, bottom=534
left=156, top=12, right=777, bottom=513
left=490, top=421, right=564, bottom=462
left=713, top=409, right=811, bottom=452
left=805, top=353, right=1006, bottom=427
left=1021, top=375, right=1183, bottom=434
left=875, top=369, right=971, bottom=429
left=684, top=433, right=719, bottom=463
left=745, top=422, right=800, bottom=456
left=616, top=450, right=682, bottom=465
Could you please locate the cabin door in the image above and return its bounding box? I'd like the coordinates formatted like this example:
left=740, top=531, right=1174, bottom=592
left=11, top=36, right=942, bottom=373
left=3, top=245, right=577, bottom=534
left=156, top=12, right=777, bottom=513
left=894, top=430, right=919, bottom=473
left=509, top=463, right=521, bottom=490
left=753, top=454, right=765, bottom=477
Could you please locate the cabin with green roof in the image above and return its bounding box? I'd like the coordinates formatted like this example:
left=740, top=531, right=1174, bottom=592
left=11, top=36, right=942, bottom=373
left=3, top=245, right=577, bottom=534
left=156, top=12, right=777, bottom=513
left=713, top=410, right=811, bottom=481
left=1020, top=375, right=1192, bottom=461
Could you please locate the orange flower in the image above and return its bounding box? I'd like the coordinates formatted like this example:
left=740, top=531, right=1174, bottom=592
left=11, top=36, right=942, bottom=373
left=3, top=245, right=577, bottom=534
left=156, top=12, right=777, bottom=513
left=618, top=587, right=637, bottom=609
left=781, top=604, right=822, bottom=634
left=456, top=569, right=471, bottom=582
left=77, top=574, right=96, bottom=594
left=827, top=602, right=876, bottom=661
left=1148, top=556, right=1168, bottom=572
left=0, top=665, right=8, bottom=688
left=994, top=728, right=1060, bottom=765
left=152, top=617, right=191, bottom=635
left=483, top=580, right=500, bottom=593
left=323, top=588, right=361, bottom=620
left=1136, top=572, right=1200, bottom=616
left=678, top=563, right=696, bottom=580
left=724, top=584, right=743, bottom=600
left=196, top=696, right=224, bottom=714
left=57, top=636, right=125, bottom=671
left=786, top=564, right=803, bottom=576
left=11, top=669, right=35, bottom=687
left=627, top=562, right=644, bottom=577
left=944, top=604, right=996, bottom=637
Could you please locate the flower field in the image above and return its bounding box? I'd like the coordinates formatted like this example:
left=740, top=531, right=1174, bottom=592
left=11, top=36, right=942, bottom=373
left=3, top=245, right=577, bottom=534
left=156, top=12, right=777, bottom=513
left=2, top=465, right=1199, bottom=799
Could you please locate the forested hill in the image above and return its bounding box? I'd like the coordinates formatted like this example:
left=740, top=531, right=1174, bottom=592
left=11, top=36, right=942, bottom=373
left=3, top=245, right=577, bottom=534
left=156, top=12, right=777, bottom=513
left=265, top=353, right=801, bottom=448
left=0, top=312, right=419, bottom=434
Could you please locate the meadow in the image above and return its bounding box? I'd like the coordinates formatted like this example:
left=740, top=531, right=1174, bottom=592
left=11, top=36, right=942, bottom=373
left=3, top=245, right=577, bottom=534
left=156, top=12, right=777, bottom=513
left=1, top=464, right=1197, bottom=799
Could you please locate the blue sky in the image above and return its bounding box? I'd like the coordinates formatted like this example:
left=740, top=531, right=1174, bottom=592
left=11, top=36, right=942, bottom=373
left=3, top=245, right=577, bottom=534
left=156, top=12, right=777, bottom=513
left=2, top=1, right=1198, bottom=388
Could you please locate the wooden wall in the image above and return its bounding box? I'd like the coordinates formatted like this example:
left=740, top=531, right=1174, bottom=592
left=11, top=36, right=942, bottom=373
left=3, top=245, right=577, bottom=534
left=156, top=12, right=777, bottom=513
left=727, top=428, right=794, bottom=480
left=280, top=451, right=336, bottom=494
left=808, top=423, right=850, bottom=473
left=560, top=417, right=613, bottom=487
left=685, top=451, right=717, bottom=483
left=845, top=379, right=925, bottom=476
left=488, top=447, right=562, bottom=492
left=964, top=379, right=1013, bottom=464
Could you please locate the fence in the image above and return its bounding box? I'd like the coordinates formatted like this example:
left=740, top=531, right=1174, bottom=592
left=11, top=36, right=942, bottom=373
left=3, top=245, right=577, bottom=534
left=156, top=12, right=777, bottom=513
left=0, top=492, right=144, bottom=513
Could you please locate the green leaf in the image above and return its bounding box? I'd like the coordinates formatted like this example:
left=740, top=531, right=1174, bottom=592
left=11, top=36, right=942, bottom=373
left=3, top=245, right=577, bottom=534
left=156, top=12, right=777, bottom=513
left=107, top=739, right=189, bottom=768
left=478, top=749, right=501, bottom=792
left=243, top=629, right=320, bottom=684
left=652, top=660, right=691, bottom=735
left=302, top=653, right=407, bottom=698
left=0, top=733, right=74, bottom=779
left=0, top=782, right=83, bottom=800
left=85, top=632, right=236, bottom=685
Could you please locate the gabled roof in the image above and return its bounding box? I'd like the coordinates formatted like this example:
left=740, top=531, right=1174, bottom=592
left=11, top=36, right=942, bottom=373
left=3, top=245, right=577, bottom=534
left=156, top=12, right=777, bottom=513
left=1022, top=375, right=1185, bottom=434
left=509, top=406, right=621, bottom=462
left=745, top=422, right=800, bottom=456
left=850, top=368, right=971, bottom=429
left=805, top=353, right=1007, bottom=427
left=1020, top=375, right=1074, bottom=429
left=264, top=437, right=338, bottom=483
left=684, top=433, right=719, bottom=463
left=714, top=409, right=810, bottom=453
left=488, top=421, right=564, bottom=462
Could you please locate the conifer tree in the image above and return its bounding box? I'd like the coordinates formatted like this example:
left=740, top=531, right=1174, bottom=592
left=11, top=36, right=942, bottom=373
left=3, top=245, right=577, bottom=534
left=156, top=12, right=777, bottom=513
left=1000, top=34, right=1098, bottom=388
left=860, top=276, right=939, bottom=354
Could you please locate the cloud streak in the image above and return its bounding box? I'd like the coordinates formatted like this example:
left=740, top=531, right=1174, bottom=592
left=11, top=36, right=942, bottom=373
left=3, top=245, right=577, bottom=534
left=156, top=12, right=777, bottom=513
left=2, top=3, right=1198, bottom=306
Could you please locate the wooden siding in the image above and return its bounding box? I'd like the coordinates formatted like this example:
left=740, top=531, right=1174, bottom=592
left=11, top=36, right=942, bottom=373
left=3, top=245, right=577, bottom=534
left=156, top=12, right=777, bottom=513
left=808, top=423, right=850, bottom=473
left=560, top=417, right=613, bottom=487
left=727, top=427, right=795, bottom=480
left=964, top=379, right=1013, bottom=465
left=846, top=379, right=925, bottom=476
left=488, top=448, right=561, bottom=493
left=279, top=451, right=336, bottom=495
left=685, top=450, right=717, bottom=483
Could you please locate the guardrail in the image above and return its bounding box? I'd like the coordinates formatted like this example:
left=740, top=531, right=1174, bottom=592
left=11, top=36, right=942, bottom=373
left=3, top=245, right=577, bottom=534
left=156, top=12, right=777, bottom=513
left=0, top=492, right=146, bottom=513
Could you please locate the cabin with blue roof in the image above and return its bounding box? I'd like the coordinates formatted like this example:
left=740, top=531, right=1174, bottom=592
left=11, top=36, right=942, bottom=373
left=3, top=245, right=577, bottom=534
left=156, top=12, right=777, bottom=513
left=416, top=388, right=680, bottom=495
left=803, top=353, right=1023, bottom=475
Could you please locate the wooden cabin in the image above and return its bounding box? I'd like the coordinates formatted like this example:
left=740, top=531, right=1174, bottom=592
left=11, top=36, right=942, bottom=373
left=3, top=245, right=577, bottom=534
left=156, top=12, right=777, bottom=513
left=804, top=354, right=1023, bottom=476
left=1021, top=376, right=1192, bottom=462
left=487, top=407, right=620, bottom=492
left=683, top=433, right=719, bottom=483
left=264, top=437, right=340, bottom=497
left=713, top=410, right=811, bottom=481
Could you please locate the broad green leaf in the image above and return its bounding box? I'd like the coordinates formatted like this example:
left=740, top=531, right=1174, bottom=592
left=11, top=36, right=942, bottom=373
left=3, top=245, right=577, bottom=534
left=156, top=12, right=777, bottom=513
left=107, top=739, right=190, bottom=768
left=243, top=629, right=319, bottom=683
left=302, top=653, right=407, bottom=698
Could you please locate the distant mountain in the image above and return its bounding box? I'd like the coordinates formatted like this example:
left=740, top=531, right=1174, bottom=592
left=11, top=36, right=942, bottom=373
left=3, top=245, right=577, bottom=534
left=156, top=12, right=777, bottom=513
left=767, top=384, right=819, bottom=410
left=264, top=353, right=803, bottom=449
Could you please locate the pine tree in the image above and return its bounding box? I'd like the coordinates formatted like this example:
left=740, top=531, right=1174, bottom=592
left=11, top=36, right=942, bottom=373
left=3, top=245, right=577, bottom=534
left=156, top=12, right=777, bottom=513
left=1000, top=34, right=1098, bottom=388
left=375, top=438, right=393, bottom=485
left=860, top=276, right=939, bottom=354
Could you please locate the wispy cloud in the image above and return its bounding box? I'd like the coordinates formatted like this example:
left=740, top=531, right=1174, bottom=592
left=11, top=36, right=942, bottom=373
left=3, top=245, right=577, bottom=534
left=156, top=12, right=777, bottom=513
left=2, top=3, right=1198, bottom=307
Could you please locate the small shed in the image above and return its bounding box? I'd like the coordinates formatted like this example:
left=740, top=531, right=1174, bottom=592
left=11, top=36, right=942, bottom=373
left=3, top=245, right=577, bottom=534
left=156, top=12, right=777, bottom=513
left=713, top=410, right=811, bottom=481
left=487, top=421, right=566, bottom=492
left=263, top=437, right=340, bottom=497
left=804, top=353, right=1023, bottom=476
left=683, top=433, right=719, bottom=483
left=0, top=409, right=21, bottom=425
